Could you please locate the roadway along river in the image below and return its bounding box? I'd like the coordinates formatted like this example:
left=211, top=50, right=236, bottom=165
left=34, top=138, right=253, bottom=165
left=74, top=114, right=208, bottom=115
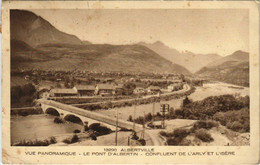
left=11, top=114, right=82, bottom=144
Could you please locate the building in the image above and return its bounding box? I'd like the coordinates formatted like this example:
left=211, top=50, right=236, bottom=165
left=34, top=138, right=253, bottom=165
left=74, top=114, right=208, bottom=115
left=95, top=84, right=115, bottom=96
left=40, top=91, right=50, bottom=99
left=73, top=85, right=96, bottom=96
left=171, top=79, right=183, bottom=84
left=167, top=84, right=182, bottom=92
left=147, top=86, right=161, bottom=94
left=114, top=84, right=124, bottom=95
left=38, top=87, right=51, bottom=99
left=105, top=78, right=115, bottom=83
left=50, top=89, right=78, bottom=97
left=24, top=75, right=30, bottom=80
left=133, top=87, right=146, bottom=94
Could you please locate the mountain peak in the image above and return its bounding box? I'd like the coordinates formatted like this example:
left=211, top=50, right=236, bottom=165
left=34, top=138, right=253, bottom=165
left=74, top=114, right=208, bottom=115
left=153, top=40, right=165, bottom=45
left=228, top=50, right=249, bottom=61
left=11, top=9, right=83, bottom=47
left=233, top=50, right=246, bottom=53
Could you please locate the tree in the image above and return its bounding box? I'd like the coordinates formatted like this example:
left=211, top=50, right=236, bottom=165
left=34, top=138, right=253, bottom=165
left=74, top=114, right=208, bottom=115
left=56, top=82, right=61, bottom=88
left=77, top=79, right=81, bottom=84
left=70, top=81, right=75, bottom=88
left=122, top=82, right=136, bottom=95
left=145, top=113, right=153, bottom=122
left=11, top=85, right=22, bottom=103
left=22, top=83, right=36, bottom=96
left=11, top=83, right=37, bottom=107
left=32, top=79, right=39, bottom=85
left=183, top=96, right=192, bottom=107
left=64, top=80, right=70, bottom=88
left=127, top=115, right=133, bottom=122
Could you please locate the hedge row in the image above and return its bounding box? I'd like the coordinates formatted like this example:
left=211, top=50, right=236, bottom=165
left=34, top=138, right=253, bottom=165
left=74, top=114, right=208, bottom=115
left=53, top=95, right=134, bottom=104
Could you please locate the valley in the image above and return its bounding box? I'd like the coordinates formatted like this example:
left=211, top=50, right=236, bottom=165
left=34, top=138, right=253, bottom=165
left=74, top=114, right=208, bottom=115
left=10, top=9, right=251, bottom=147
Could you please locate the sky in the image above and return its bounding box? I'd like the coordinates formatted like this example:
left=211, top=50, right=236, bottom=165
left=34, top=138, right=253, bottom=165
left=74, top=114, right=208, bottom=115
left=31, top=9, right=249, bottom=56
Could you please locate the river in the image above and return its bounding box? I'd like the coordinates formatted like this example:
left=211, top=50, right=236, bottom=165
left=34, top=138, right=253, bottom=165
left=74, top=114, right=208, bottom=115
left=11, top=114, right=83, bottom=144
left=189, top=82, right=249, bottom=101
left=97, top=82, right=249, bottom=121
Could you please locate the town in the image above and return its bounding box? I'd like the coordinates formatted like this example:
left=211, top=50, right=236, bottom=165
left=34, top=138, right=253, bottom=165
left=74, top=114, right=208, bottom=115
left=12, top=68, right=202, bottom=100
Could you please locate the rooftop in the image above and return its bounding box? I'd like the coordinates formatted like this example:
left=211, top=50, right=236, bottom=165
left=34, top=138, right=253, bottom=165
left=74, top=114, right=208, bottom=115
left=168, top=84, right=179, bottom=87
left=135, top=87, right=145, bottom=90
left=74, top=85, right=95, bottom=90
left=172, top=79, right=183, bottom=83
left=38, top=86, right=51, bottom=91
left=115, top=84, right=124, bottom=89
left=97, top=84, right=115, bottom=90
left=147, top=86, right=160, bottom=90
left=51, top=88, right=77, bottom=94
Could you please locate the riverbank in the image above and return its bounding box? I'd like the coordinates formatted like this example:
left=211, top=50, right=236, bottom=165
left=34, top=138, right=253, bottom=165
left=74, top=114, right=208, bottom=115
left=11, top=107, right=43, bottom=116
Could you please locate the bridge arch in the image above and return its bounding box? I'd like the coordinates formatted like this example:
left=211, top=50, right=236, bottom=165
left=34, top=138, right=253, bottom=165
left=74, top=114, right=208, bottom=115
left=64, top=114, right=84, bottom=125
left=45, top=107, right=60, bottom=117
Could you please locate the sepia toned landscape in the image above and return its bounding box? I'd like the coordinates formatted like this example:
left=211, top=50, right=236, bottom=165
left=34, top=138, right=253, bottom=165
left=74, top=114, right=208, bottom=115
left=10, top=9, right=250, bottom=146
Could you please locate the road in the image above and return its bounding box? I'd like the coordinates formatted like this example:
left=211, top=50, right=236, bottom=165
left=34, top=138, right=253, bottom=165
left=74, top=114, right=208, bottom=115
left=70, top=83, right=191, bottom=106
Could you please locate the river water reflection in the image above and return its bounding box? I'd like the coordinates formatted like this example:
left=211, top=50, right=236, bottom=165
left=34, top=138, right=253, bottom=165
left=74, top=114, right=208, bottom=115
left=11, top=114, right=83, bottom=144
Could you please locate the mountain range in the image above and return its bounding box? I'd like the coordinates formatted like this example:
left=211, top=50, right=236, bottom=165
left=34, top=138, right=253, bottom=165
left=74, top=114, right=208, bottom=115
left=196, top=50, right=249, bottom=87
left=10, top=10, right=190, bottom=74
left=10, top=10, right=249, bottom=86
left=139, top=41, right=222, bottom=73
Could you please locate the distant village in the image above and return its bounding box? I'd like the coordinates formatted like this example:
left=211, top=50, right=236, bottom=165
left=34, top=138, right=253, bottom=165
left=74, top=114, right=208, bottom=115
left=12, top=68, right=204, bottom=99
left=45, top=79, right=183, bottom=98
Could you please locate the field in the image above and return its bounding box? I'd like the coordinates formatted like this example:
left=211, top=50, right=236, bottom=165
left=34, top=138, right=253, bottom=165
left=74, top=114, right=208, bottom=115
left=97, top=99, right=183, bottom=121
left=11, top=76, right=29, bottom=87
left=11, top=75, right=62, bottom=88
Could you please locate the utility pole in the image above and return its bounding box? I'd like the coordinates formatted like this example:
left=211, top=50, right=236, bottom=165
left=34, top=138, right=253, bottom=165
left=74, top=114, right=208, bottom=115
left=142, top=112, right=146, bottom=139
left=127, top=136, right=130, bottom=146
left=133, top=99, right=136, bottom=131
left=151, top=102, right=155, bottom=126
left=115, top=109, right=119, bottom=146
left=160, top=104, right=169, bottom=129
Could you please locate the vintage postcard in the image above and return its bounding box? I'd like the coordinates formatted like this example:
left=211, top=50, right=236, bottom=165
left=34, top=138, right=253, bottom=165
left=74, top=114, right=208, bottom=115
left=1, top=1, right=259, bottom=164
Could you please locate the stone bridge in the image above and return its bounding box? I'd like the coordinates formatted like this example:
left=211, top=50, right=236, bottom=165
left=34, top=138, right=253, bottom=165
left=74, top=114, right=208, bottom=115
left=38, top=99, right=164, bottom=145
left=39, top=99, right=141, bottom=130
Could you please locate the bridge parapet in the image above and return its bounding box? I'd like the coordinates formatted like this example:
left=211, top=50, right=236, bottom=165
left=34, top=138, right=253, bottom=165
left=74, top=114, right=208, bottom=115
left=38, top=99, right=142, bottom=131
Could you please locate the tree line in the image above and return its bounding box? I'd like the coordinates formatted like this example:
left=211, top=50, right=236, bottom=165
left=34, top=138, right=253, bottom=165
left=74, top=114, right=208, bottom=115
left=11, top=83, right=37, bottom=108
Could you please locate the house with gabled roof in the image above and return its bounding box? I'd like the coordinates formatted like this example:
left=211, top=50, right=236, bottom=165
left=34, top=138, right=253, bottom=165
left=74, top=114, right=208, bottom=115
left=147, top=85, right=161, bottom=94
left=95, top=84, right=115, bottom=96
left=114, top=84, right=124, bottom=95
left=50, top=88, right=78, bottom=97
left=73, top=85, right=96, bottom=96
left=133, top=87, right=146, bottom=94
